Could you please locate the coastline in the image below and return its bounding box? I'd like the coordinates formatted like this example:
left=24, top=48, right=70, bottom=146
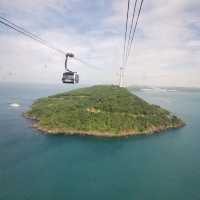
left=25, top=114, right=185, bottom=138
left=24, top=85, right=186, bottom=138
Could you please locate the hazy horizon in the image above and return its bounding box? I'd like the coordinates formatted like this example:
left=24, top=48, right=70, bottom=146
left=1, top=80, right=200, bottom=89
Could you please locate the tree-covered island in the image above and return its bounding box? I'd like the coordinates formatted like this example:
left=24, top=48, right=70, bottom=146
left=25, top=85, right=185, bottom=137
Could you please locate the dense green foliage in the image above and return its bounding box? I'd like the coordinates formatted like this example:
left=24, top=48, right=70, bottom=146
left=26, top=85, right=184, bottom=135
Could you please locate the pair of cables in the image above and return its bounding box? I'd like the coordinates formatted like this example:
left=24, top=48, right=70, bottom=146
left=122, top=0, right=144, bottom=67
left=0, top=15, right=100, bottom=70
left=0, top=16, right=66, bottom=55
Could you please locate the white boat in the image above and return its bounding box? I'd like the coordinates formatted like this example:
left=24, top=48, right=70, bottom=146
left=10, top=103, right=20, bottom=108
left=167, top=89, right=177, bottom=92
left=140, top=88, right=153, bottom=92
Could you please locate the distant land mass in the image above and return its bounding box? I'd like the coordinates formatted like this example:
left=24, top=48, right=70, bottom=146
left=129, top=85, right=200, bottom=92
left=25, top=85, right=185, bottom=137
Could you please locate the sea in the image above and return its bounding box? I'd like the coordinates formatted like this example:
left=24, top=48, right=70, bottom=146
left=0, top=82, right=200, bottom=200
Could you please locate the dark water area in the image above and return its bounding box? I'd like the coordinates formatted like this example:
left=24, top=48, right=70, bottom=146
left=0, top=83, right=200, bottom=200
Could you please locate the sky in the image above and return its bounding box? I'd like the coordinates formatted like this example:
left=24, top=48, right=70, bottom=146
left=0, top=0, right=199, bottom=87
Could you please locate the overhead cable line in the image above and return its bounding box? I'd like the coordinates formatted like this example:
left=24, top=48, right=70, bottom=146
left=0, top=15, right=101, bottom=71
left=122, top=0, right=131, bottom=66
left=73, top=57, right=101, bottom=71
left=0, top=17, right=66, bottom=55
left=125, top=0, right=144, bottom=64
left=0, top=16, right=50, bottom=45
left=125, top=0, right=138, bottom=63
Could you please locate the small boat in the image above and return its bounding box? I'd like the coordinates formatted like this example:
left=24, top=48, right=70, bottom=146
left=140, top=88, right=153, bottom=92
left=10, top=103, right=20, bottom=108
left=167, top=89, right=177, bottom=92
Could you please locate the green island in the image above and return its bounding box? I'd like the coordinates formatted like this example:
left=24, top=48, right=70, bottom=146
left=25, top=85, right=185, bottom=137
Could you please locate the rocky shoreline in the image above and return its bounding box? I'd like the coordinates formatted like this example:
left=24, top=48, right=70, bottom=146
left=25, top=114, right=185, bottom=138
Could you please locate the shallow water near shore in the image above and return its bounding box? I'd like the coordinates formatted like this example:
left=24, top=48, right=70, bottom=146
left=0, top=83, right=200, bottom=200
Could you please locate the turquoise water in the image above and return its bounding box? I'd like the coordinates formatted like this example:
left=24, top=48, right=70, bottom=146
left=0, top=83, right=200, bottom=200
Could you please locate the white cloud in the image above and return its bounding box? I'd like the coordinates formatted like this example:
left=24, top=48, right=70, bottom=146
left=0, top=0, right=200, bottom=87
left=109, top=0, right=200, bottom=87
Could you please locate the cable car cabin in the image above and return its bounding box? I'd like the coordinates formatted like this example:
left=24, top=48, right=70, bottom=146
left=62, top=71, right=79, bottom=84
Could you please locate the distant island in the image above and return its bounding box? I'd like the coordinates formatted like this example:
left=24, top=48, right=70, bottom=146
left=128, top=85, right=200, bottom=93
left=25, top=85, right=185, bottom=137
